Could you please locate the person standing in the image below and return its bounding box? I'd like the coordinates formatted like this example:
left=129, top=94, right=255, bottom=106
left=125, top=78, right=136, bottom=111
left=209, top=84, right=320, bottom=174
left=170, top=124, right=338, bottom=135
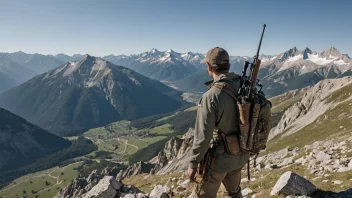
left=188, top=47, right=254, bottom=198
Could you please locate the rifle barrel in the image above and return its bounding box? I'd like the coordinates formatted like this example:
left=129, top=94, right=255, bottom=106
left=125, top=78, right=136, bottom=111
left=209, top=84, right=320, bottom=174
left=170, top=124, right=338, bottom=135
left=255, top=24, right=266, bottom=61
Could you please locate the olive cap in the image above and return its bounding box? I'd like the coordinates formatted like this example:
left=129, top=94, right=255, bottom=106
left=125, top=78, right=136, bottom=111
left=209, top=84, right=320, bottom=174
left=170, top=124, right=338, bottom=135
left=201, top=47, right=230, bottom=71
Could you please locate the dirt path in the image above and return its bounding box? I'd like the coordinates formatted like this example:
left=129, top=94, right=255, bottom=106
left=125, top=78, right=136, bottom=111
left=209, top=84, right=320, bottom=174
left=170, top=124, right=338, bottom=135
left=115, top=138, right=140, bottom=161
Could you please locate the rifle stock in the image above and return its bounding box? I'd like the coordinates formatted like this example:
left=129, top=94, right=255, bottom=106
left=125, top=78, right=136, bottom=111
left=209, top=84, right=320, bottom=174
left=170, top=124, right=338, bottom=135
left=250, top=59, right=261, bottom=89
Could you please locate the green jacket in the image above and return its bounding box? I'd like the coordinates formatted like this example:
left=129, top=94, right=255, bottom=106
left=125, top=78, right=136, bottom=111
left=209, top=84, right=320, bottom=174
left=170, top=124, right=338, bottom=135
left=189, top=72, right=249, bottom=172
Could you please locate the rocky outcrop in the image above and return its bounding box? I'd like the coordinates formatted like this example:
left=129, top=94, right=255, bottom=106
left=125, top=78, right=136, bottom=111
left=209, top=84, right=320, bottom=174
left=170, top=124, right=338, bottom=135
left=55, top=166, right=125, bottom=198
left=151, top=128, right=194, bottom=175
left=269, top=102, right=307, bottom=139
left=271, top=171, right=317, bottom=196
left=116, top=161, right=155, bottom=181
left=149, top=185, right=171, bottom=198
left=269, top=76, right=352, bottom=140
left=83, top=176, right=121, bottom=198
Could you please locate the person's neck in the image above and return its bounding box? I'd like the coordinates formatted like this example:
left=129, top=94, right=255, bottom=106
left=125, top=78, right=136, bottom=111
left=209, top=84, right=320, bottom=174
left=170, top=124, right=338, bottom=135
left=212, top=72, right=221, bottom=80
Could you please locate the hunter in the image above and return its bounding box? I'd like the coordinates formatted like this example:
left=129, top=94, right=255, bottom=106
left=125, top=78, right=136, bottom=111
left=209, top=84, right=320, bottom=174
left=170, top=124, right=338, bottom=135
left=188, top=47, right=259, bottom=198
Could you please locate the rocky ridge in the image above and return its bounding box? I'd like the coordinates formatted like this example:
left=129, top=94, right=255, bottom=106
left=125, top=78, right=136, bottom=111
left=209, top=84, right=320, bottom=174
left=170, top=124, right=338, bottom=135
left=269, top=76, right=352, bottom=140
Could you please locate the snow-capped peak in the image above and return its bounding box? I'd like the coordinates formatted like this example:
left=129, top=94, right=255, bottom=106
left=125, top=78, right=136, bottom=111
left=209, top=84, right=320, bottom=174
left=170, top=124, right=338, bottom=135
left=166, top=49, right=174, bottom=53
left=278, top=47, right=300, bottom=61
left=262, top=47, right=352, bottom=75
left=150, top=48, right=160, bottom=54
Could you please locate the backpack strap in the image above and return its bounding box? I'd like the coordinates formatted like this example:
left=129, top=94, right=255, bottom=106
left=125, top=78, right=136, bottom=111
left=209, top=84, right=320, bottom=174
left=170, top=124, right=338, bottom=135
left=212, top=82, right=239, bottom=102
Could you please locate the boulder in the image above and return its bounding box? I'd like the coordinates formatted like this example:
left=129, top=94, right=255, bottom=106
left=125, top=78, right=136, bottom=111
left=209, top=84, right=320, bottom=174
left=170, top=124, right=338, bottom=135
left=271, top=171, right=317, bottom=196
left=241, top=187, right=253, bottom=197
left=316, top=151, right=331, bottom=163
left=280, top=157, right=295, bottom=166
left=83, top=176, right=121, bottom=198
left=149, top=185, right=170, bottom=198
left=333, top=180, right=343, bottom=185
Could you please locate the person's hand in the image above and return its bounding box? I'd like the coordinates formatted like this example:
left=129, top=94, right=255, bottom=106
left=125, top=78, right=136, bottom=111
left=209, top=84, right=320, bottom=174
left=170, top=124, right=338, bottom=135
left=188, top=167, right=197, bottom=181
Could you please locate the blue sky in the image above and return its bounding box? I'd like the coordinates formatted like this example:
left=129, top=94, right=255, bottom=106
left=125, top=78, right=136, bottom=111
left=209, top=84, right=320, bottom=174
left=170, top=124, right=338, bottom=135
left=0, top=0, right=351, bottom=56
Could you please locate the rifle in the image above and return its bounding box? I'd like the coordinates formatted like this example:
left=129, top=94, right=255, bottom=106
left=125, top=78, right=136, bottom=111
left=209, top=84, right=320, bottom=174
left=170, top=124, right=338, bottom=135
left=197, top=140, right=218, bottom=182
left=237, top=24, right=267, bottom=181
left=238, top=24, right=267, bottom=104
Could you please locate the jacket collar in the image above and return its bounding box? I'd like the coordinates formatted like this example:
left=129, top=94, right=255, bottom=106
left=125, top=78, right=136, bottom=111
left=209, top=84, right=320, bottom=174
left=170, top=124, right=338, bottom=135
left=204, top=73, right=239, bottom=87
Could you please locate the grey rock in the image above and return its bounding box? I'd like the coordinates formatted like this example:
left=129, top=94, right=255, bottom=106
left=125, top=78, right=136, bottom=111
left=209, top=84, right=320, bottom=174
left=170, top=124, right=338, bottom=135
left=337, top=166, right=352, bottom=172
left=333, top=180, right=343, bottom=185
left=316, top=151, right=331, bottom=163
left=83, top=176, right=121, bottom=198
left=152, top=129, right=194, bottom=174
left=241, top=187, right=253, bottom=197
left=117, top=161, right=155, bottom=181
left=280, top=157, right=295, bottom=166
left=149, top=185, right=170, bottom=198
left=295, top=157, right=304, bottom=164
left=123, top=194, right=136, bottom=198
left=271, top=171, right=317, bottom=196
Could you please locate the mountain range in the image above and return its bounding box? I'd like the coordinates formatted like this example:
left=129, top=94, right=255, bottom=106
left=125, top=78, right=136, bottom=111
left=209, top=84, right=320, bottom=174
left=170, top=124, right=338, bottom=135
left=0, top=54, right=37, bottom=93
left=102, top=49, right=247, bottom=82
left=259, top=47, right=352, bottom=97
left=0, top=107, right=71, bottom=172
left=3, top=47, right=349, bottom=96
left=0, top=55, right=183, bottom=136
left=165, top=47, right=351, bottom=96
left=103, top=49, right=201, bottom=81
left=0, top=52, right=67, bottom=93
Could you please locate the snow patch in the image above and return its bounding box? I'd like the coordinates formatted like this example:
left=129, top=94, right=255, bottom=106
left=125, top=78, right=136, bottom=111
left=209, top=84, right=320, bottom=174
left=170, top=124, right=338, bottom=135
left=129, top=77, right=141, bottom=86
left=307, top=54, right=335, bottom=65
left=334, top=59, right=349, bottom=66
left=278, top=54, right=303, bottom=71
left=261, top=56, right=277, bottom=63
left=63, top=62, right=80, bottom=76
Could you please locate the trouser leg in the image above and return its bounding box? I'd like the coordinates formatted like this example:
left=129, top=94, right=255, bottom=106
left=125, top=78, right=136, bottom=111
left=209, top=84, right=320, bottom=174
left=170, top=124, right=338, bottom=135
left=221, top=168, right=243, bottom=198
left=196, top=170, right=226, bottom=198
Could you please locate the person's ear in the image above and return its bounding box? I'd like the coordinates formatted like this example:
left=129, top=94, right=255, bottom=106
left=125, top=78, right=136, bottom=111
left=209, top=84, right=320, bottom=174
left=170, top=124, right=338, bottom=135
left=207, top=63, right=213, bottom=72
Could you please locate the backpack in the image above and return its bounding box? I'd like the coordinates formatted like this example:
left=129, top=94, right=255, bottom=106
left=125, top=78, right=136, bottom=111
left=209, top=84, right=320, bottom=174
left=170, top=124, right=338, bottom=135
left=212, top=81, right=272, bottom=155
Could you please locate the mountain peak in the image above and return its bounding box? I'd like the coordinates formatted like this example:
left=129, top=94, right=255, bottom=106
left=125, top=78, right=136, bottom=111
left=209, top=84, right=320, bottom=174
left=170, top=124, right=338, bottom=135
left=303, top=47, right=311, bottom=52
left=150, top=48, right=160, bottom=54
left=324, top=47, right=340, bottom=54
left=302, top=47, right=312, bottom=59
left=279, top=47, right=299, bottom=61
left=321, top=47, right=343, bottom=58
left=166, top=49, right=174, bottom=53
left=83, top=54, right=93, bottom=58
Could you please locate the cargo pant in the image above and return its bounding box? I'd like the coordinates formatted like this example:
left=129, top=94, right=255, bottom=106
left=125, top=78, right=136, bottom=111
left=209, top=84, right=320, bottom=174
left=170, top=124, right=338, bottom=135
left=195, top=167, right=243, bottom=198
